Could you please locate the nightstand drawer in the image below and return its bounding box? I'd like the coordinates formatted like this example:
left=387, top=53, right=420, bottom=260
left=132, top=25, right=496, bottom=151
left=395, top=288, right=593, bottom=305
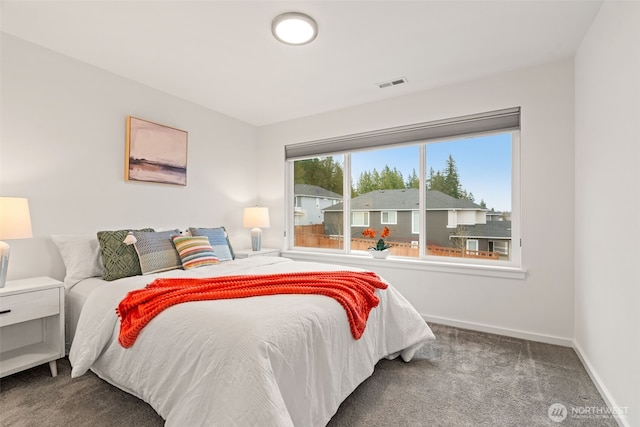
left=0, top=288, right=59, bottom=328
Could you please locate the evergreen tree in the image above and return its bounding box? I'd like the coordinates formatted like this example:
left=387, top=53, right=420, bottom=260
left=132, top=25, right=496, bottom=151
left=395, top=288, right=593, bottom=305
left=406, top=168, right=419, bottom=189
left=427, top=155, right=476, bottom=203
left=294, top=157, right=343, bottom=195
left=443, top=155, right=461, bottom=199
left=354, top=170, right=376, bottom=195
left=355, top=166, right=406, bottom=193
left=350, top=154, right=492, bottom=208
left=380, top=166, right=405, bottom=189
left=427, top=167, right=447, bottom=193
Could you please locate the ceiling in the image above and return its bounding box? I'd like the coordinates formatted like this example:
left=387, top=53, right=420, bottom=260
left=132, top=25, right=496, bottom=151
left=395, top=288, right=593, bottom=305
left=1, top=1, right=602, bottom=126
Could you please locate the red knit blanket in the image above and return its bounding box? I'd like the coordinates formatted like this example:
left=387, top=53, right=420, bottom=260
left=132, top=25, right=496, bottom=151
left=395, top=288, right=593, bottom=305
left=116, top=271, right=388, bottom=348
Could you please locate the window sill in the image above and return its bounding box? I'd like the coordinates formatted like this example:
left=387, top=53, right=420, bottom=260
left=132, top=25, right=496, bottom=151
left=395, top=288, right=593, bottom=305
left=281, top=250, right=527, bottom=280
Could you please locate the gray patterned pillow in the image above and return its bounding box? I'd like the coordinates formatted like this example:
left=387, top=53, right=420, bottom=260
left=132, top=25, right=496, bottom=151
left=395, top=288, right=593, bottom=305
left=97, top=228, right=154, bottom=281
left=188, top=227, right=235, bottom=261
left=133, top=230, right=182, bottom=274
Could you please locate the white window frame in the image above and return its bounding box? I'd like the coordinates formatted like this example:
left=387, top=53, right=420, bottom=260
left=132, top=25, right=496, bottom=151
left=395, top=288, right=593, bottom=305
left=284, top=108, right=523, bottom=278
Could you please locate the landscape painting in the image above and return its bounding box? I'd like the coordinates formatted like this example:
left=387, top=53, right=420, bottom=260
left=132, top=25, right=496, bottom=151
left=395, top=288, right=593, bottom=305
left=125, top=116, right=188, bottom=185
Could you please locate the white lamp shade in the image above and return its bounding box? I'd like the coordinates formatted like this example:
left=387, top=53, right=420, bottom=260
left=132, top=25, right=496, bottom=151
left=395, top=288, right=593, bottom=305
left=0, top=197, right=33, bottom=240
left=243, top=207, right=270, bottom=229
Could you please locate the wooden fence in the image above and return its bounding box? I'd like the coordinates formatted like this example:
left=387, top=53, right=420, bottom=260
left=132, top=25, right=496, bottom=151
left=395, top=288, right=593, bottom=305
left=294, top=225, right=498, bottom=259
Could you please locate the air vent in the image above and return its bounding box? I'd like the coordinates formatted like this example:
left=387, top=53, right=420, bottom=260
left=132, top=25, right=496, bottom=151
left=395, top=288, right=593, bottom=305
left=377, top=77, right=408, bottom=89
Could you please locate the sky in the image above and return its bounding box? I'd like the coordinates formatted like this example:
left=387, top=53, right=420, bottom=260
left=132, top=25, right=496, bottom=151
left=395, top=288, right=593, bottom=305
left=350, top=132, right=512, bottom=212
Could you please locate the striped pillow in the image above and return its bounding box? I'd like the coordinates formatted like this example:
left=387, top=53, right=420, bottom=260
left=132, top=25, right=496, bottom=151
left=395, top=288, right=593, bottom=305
left=133, top=230, right=182, bottom=274
left=172, top=236, right=219, bottom=269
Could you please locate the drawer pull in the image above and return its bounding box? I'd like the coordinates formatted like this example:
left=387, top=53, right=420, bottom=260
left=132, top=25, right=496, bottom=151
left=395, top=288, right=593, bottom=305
left=0, top=309, right=11, bottom=315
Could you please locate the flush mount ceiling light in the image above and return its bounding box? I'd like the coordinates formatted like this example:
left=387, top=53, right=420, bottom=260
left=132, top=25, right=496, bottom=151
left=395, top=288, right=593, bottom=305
left=272, top=12, right=317, bottom=45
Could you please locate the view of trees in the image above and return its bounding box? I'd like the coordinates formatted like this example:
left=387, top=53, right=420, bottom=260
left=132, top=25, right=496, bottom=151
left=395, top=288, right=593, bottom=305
left=295, top=154, right=489, bottom=207
left=354, top=155, right=483, bottom=206
left=426, top=155, right=483, bottom=205
left=353, top=166, right=417, bottom=195
left=294, top=157, right=343, bottom=195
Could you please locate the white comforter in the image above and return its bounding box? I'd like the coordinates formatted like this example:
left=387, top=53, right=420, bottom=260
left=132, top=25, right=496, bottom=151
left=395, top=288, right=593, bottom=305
left=70, top=257, right=435, bottom=426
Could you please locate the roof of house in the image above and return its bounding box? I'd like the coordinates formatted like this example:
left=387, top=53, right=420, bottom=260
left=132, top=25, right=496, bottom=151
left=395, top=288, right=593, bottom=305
left=449, top=221, right=512, bottom=239
left=294, top=184, right=342, bottom=199
left=323, top=188, right=483, bottom=211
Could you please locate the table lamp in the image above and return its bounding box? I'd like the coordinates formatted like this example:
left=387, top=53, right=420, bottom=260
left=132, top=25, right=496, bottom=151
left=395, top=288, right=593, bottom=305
left=0, top=197, right=33, bottom=288
left=242, top=207, right=270, bottom=251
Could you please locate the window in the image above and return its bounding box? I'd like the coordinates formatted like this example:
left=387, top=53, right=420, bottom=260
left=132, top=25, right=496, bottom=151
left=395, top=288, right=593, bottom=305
left=412, top=211, right=419, bottom=234
left=286, top=108, right=521, bottom=268
left=351, top=211, right=369, bottom=227
left=292, top=156, right=344, bottom=249
left=381, top=211, right=397, bottom=224
left=491, top=240, right=509, bottom=256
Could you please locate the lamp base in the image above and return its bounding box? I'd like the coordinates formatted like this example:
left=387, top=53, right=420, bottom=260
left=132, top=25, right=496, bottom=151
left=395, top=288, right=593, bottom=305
left=0, top=241, right=10, bottom=288
left=250, top=228, right=262, bottom=251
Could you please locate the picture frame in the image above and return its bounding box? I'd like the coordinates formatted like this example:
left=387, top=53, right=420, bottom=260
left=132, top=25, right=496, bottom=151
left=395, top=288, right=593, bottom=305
left=125, top=116, right=188, bottom=186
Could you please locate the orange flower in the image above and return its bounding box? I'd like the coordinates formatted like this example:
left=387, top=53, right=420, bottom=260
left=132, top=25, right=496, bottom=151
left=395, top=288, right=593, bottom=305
left=362, top=228, right=376, bottom=238
left=363, top=227, right=392, bottom=251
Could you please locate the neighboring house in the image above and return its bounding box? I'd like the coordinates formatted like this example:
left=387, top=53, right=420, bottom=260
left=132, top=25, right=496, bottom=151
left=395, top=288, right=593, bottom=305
left=449, top=221, right=512, bottom=258
left=294, top=184, right=342, bottom=226
left=322, top=188, right=511, bottom=255
left=486, top=210, right=511, bottom=221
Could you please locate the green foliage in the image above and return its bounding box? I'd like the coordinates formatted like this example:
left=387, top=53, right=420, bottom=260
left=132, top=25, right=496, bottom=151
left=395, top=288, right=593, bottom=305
left=296, top=154, right=485, bottom=207
left=353, top=166, right=406, bottom=195
left=353, top=154, right=473, bottom=199
left=294, top=157, right=344, bottom=195
left=427, top=167, right=447, bottom=193
left=406, top=169, right=420, bottom=189
left=428, top=155, right=476, bottom=202
left=443, top=155, right=461, bottom=199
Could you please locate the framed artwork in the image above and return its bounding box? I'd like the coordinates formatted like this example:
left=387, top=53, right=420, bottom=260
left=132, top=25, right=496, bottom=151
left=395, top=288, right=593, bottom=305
left=125, top=116, right=188, bottom=186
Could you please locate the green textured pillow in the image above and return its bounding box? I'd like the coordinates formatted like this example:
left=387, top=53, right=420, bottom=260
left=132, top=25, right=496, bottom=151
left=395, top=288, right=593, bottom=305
left=133, top=230, right=182, bottom=274
left=97, top=228, right=154, bottom=281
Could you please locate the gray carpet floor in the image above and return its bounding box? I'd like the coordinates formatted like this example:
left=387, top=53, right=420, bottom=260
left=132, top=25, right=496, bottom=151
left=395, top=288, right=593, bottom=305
left=0, top=324, right=617, bottom=426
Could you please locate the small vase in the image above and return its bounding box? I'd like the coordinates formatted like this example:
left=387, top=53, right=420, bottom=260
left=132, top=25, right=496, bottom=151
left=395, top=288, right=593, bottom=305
left=368, top=248, right=390, bottom=259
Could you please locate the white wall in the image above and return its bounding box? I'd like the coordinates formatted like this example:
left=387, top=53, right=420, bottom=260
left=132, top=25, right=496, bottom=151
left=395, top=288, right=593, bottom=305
left=3, top=10, right=637, bottom=423
left=1, top=34, right=259, bottom=281
left=574, top=2, right=640, bottom=426
left=257, top=59, right=576, bottom=343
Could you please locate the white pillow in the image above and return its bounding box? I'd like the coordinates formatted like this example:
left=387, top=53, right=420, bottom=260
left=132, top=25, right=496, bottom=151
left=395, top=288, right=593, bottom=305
left=51, top=234, right=104, bottom=289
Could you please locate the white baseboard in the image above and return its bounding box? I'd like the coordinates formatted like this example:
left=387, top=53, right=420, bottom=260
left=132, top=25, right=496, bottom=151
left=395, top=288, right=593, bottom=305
left=573, top=341, right=629, bottom=427
left=422, top=314, right=574, bottom=347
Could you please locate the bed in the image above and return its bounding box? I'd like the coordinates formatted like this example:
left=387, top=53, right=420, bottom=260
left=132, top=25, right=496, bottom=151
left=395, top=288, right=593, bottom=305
left=57, top=232, right=435, bottom=426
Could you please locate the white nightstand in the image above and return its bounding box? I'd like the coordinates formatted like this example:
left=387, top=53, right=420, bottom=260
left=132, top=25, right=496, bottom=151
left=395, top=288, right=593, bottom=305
left=234, top=248, right=280, bottom=259
left=0, top=277, right=65, bottom=378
